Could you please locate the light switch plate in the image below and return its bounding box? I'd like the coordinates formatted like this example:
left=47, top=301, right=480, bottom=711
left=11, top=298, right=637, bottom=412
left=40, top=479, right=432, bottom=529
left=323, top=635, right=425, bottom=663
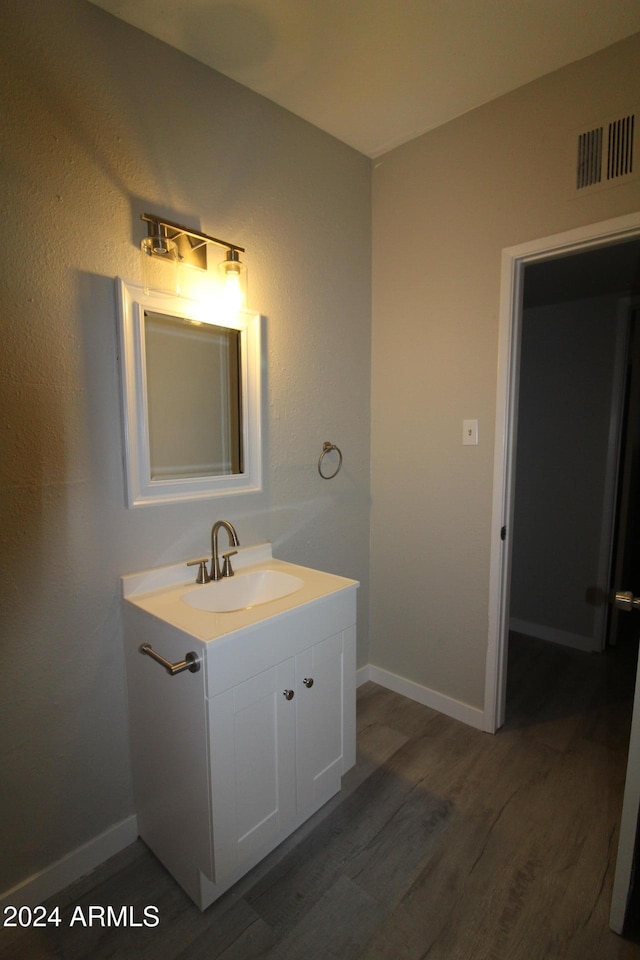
left=463, top=419, right=479, bottom=445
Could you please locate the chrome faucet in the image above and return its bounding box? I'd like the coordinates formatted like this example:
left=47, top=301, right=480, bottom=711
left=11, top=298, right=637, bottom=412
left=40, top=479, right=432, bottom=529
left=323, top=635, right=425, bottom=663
left=210, top=520, right=240, bottom=581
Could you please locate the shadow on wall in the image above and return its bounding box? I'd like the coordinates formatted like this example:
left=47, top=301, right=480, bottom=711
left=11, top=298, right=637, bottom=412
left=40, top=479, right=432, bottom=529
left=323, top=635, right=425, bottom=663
left=1, top=330, right=72, bottom=599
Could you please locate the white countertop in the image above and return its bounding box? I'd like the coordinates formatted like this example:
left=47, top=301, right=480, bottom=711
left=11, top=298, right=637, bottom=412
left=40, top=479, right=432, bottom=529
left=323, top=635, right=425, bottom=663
left=122, top=544, right=359, bottom=643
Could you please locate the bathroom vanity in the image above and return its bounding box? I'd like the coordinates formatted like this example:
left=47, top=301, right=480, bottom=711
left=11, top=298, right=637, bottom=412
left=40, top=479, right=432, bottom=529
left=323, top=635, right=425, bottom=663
left=121, top=544, right=358, bottom=910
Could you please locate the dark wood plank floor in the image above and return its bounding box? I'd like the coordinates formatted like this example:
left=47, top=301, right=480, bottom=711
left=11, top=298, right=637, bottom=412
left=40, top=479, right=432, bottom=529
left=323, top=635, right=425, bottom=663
left=3, top=633, right=639, bottom=960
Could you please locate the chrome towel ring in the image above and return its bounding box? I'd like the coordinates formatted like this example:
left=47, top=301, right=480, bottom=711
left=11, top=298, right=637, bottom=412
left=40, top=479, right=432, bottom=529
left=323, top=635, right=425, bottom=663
left=318, top=441, right=343, bottom=479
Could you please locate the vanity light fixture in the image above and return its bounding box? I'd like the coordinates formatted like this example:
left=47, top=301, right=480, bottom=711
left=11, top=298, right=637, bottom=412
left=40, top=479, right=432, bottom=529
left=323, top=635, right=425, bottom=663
left=140, top=213, right=246, bottom=305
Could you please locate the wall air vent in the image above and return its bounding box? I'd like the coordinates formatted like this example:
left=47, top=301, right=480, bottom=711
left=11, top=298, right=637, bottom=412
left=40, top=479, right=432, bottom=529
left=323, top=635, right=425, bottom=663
left=576, top=126, right=603, bottom=189
left=575, top=111, right=637, bottom=193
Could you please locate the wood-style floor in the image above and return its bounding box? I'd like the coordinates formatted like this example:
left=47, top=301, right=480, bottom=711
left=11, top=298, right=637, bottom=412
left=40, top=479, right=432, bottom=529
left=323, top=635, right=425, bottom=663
left=3, top=633, right=639, bottom=960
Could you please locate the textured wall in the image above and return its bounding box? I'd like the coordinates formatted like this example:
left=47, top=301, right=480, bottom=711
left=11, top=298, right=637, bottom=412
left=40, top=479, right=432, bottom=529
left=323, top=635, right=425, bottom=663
left=371, top=34, right=640, bottom=710
left=0, top=0, right=371, bottom=895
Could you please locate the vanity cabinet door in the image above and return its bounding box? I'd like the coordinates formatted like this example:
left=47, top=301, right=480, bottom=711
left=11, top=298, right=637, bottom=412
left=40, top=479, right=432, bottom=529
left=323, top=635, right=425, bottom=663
left=295, top=631, right=345, bottom=818
left=208, top=659, right=297, bottom=880
left=207, top=624, right=355, bottom=885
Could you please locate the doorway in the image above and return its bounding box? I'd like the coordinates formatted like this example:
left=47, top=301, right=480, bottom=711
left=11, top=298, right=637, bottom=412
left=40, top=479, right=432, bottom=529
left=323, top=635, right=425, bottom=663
left=510, top=249, right=639, bottom=656
left=485, top=212, right=640, bottom=935
left=486, top=212, right=640, bottom=733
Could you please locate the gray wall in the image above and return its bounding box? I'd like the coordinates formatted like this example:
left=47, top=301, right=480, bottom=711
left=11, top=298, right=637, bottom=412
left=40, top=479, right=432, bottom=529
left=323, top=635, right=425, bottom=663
left=0, top=0, right=371, bottom=896
left=371, top=34, right=640, bottom=710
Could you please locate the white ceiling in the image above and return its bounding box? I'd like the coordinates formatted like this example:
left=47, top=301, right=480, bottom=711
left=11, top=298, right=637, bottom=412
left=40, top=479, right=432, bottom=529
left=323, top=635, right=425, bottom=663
left=89, top=0, right=640, bottom=157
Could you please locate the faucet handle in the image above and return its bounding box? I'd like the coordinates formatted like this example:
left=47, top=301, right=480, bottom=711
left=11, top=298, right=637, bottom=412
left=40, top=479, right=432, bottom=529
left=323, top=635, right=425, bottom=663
left=187, top=558, right=211, bottom=584
left=220, top=550, right=238, bottom=578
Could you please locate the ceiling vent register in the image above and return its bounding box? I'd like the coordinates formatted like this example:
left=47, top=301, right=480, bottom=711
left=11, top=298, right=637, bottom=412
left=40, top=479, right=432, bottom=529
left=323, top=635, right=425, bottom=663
left=576, top=113, right=636, bottom=191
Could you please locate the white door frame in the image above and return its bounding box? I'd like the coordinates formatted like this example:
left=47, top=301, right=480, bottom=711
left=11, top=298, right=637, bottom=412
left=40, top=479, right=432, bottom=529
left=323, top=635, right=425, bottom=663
left=484, top=210, right=640, bottom=735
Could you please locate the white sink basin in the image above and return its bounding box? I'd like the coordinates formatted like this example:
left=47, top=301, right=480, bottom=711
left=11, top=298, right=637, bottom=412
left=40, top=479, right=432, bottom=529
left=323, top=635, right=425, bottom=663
left=182, top=569, right=304, bottom=613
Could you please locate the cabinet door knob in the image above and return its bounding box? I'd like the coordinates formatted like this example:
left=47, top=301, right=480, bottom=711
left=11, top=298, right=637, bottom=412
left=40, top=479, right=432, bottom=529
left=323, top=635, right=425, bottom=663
left=283, top=689, right=295, bottom=700
left=303, top=677, right=314, bottom=688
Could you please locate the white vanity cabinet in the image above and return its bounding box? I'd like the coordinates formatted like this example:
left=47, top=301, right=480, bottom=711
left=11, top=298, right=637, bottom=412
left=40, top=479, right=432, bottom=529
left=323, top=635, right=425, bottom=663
left=122, top=555, right=357, bottom=912
left=209, top=629, right=351, bottom=883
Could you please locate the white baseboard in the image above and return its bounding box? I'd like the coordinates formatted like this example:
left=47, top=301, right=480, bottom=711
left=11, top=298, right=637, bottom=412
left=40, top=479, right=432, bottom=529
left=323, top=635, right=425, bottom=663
left=356, top=664, right=371, bottom=687
left=510, top=618, right=598, bottom=653
left=359, top=663, right=484, bottom=730
left=0, top=815, right=138, bottom=910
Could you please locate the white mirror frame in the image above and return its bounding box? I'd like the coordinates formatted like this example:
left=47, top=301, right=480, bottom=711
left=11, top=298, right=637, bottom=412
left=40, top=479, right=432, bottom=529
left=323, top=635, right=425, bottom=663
left=116, top=278, right=262, bottom=507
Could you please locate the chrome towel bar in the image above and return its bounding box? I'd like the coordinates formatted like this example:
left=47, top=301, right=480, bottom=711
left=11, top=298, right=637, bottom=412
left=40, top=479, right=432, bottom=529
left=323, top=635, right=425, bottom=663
left=139, top=643, right=201, bottom=676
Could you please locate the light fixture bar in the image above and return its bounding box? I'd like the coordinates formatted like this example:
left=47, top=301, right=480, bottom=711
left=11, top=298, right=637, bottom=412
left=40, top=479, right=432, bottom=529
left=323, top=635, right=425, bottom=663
left=141, top=213, right=244, bottom=272
left=140, top=212, right=247, bottom=307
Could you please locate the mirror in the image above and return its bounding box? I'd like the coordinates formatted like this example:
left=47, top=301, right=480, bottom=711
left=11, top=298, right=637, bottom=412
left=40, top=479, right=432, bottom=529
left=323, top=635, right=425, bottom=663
left=116, top=278, right=262, bottom=507
left=144, top=312, right=242, bottom=479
